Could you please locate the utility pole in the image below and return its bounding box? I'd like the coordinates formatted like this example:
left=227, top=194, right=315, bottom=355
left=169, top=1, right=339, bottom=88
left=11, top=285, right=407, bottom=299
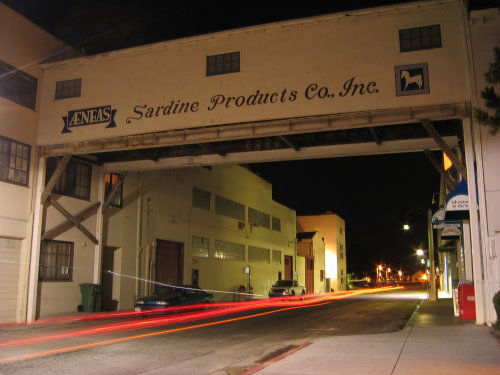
left=428, top=208, right=438, bottom=301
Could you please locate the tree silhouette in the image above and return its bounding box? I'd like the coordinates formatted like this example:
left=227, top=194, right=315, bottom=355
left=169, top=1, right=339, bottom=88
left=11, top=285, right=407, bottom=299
left=474, top=45, right=500, bottom=135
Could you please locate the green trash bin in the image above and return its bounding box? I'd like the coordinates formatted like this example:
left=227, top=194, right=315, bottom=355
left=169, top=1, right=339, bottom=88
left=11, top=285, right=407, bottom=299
left=79, top=283, right=102, bottom=312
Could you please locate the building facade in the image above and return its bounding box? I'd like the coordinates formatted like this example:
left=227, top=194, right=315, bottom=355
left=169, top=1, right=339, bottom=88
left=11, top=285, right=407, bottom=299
left=297, top=214, right=347, bottom=291
left=296, top=231, right=327, bottom=294
left=0, top=0, right=499, bottom=325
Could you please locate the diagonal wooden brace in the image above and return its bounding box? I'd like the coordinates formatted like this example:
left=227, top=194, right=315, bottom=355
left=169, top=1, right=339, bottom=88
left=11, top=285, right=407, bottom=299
left=42, top=199, right=100, bottom=243
left=421, top=119, right=467, bottom=181
left=103, top=172, right=127, bottom=212
left=41, top=155, right=71, bottom=205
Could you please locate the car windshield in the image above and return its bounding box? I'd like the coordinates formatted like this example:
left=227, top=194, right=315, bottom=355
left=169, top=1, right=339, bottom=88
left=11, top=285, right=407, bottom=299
left=274, top=280, right=294, bottom=287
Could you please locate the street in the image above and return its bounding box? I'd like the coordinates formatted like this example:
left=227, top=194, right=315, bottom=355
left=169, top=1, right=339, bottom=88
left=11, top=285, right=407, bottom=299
left=0, top=289, right=424, bottom=375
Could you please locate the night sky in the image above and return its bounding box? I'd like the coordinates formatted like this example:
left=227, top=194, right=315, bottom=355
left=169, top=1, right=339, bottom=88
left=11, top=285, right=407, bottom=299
left=5, top=0, right=492, bottom=275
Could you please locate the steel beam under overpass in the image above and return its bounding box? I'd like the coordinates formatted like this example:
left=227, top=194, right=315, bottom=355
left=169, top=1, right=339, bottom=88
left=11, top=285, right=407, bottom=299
left=102, top=136, right=458, bottom=173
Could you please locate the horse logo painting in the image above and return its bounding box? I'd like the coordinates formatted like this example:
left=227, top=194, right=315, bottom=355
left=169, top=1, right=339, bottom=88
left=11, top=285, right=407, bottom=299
left=395, top=63, right=429, bottom=96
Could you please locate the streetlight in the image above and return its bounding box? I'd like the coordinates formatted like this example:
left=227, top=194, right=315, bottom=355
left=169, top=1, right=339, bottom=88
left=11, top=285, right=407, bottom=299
left=376, top=265, right=383, bottom=283
left=403, top=224, right=410, bottom=230
left=398, top=270, right=403, bottom=281
left=416, top=249, right=424, bottom=256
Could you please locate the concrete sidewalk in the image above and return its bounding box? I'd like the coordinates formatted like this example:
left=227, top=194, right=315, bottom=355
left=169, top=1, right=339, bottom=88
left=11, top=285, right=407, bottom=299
left=251, top=299, right=500, bottom=375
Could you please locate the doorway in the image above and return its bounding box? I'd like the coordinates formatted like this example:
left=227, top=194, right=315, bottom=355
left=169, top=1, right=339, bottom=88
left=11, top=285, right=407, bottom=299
left=155, top=239, right=184, bottom=291
left=284, top=255, right=293, bottom=280
left=305, top=258, right=314, bottom=294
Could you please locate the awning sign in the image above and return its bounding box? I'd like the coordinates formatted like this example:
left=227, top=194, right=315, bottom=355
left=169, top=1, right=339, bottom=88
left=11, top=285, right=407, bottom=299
left=446, top=179, right=469, bottom=212
left=441, top=223, right=462, bottom=237
left=62, top=105, right=117, bottom=133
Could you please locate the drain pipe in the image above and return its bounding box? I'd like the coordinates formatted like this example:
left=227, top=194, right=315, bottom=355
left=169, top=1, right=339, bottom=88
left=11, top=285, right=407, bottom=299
left=135, top=174, right=143, bottom=299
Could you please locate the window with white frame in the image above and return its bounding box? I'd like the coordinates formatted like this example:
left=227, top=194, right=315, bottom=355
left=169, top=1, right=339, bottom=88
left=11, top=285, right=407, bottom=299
left=207, top=51, right=240, bottom=76
left=55, top=78, right=82, bottom=100
left=39, top=240, right=74, bottom=281
left=0, top=135, right=30, bottom=186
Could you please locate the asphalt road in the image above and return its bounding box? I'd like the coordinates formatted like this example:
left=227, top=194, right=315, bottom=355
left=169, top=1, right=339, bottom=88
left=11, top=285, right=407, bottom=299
left=0, top=289, right=424, bottom=375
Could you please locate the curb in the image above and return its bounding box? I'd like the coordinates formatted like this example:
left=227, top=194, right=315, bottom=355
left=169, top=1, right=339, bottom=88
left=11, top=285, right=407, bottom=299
left=241, top=342, right=313, bottom=375
left=403, top=299, right=424, bottom=329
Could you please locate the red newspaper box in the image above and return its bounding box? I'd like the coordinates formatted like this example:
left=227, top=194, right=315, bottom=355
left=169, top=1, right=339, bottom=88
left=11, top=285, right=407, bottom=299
left=458, top=283, right=476, bottom=320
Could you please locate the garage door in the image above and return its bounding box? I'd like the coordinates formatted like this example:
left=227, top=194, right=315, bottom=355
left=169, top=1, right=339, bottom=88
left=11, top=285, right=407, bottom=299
left=0, top=238, right=21, bottom=323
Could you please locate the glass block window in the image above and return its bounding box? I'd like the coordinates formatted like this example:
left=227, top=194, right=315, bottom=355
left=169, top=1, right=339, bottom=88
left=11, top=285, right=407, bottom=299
left=272, top=217, right=281, bottom=232
left=248, top=246, right=270, bottom=263
left=192, top=236, right=210, bottom=258
left=272, top=250, right=281, bottom=264
left=46, top=157, right=91, bottom=200
left=193, top=187, right=210, bottom=211
left=215, top=195, right=245, bottom=221
left=0, top=135, right=30, bottom=186
left=207, top=51, right=240, bottom=76
left=248, top=208, right=270, bottom=228
left=55, top=78, right=82, bottom=100
left=214, top=240, right=244, bottom=261
left=399, top=25, right=442, bottom=52
left=105, top=173, right=123, bottom=208
left=0, top=60, right=37, bottom=110
left=39, top=240, right=74, bottom=281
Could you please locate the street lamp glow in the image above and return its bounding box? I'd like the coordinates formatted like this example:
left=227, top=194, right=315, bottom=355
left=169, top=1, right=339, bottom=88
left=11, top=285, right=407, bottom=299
left=421, top=259, right=426, bottom=265
left=398, top=270, right=402, bottom=276
left=378, top=265, right=383, bottom=271
left=416, top=249, right=424, bottom=256
left=403, top=224, right=410, bottom=230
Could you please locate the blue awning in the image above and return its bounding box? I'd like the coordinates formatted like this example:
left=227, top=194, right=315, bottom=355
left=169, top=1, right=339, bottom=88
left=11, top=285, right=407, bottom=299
left=445, top=179, right=469, bottom=220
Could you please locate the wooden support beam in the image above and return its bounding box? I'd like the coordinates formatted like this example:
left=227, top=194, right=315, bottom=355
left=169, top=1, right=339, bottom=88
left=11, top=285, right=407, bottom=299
left=103, top=173, right=127, bottom=212
left=368, top=127, right=382, bottom=145
left=279, top=135, right=300, bottom=151
left=42, top=201, right=100, bottom=242
left=421, top=120, right=467, bottom=181
left=199, top=143, right=226, bottom=157
left=423, top=149, right=456, bottom=192
left=129, top=150, right=158, bottom=162
left=41, top=155, right=71, bottom=205
left=48, top=197, right=99, bottom=244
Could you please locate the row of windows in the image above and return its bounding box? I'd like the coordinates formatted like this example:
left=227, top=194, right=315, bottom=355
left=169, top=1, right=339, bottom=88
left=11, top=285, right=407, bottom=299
left=192, top=236, right=282, bottom=264
left=0, top=60, right=37, bottom=110
left=193, top=187, right=281, bottom=231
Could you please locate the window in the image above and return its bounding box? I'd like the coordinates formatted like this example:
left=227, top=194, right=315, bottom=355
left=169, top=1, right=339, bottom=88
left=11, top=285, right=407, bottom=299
left=193, top=187, right=210, bottom=211
left=55, top=78, right=82, bottom=100
left=272, top=250, right=281, bottom=264
left=215, top=195, right=245, bottom=221
left=0, top=135, right=30, bottom=186
left=105, top=173, right=123, bottom=207
left=248, top=207, right=270, bottom=228
left=340, top=252, right=344, bottom=260
left=46, top=157, right=91, bottom=200
left=320, top=270, right=324, bottom=282
left=0, top=60, right=37, bottom=110
left=214, top=240, right=244, bottom=261
left=272, top=217, right=281, bottom=232
left=399, top=25, right=442, bottom=52
left=192, top=236, right=210, bottom=258
left=39, top=240, right=74, bottom=281
left=248, top=246, right=270, bottom=263
left=207, top=52, right=240, bottom=76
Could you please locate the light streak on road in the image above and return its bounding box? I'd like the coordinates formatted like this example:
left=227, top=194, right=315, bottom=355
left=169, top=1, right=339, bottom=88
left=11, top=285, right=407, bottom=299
left=0, top=286, right=402, bottom=363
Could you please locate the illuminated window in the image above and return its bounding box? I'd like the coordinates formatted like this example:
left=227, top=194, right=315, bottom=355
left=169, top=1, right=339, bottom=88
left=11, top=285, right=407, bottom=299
left=214, top=240, right=244, bottom=261
left=55, top=78, right=82, bottom=99
left=39, top=240, right=74, bottom=281
left=272, top=250, right=281, bottom=264
left=248, top=246, right=270, bottom=263
left=272, top=217, right=281, bottom=232
left=249, top=207, right=270, bottom=228
left=207, top=52, right=240, bottom=76
left=0, top=60, right=37, bottom=110
left=399, top=25, right=442, bottom=52
left=193, top=187, right=210, bottom=211
left=105, top=173, right=123, bottom=207
left=192, top=236, right=210, bottom=258
left=215, top=195, right=245, bottom=220
left=0, top=135, right=30, bottom=186
left=46, top=157, right=91, bottom=200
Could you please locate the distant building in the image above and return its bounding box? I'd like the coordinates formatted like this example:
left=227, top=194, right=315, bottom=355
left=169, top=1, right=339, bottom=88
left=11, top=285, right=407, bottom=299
left=296, top=231, right=326, bottom=294
left=297, top=214, right=346, bottom=291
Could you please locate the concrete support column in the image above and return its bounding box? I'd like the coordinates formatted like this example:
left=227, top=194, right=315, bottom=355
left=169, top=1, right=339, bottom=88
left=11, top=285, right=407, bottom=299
left=93, top=166, right=105, bottom=284
left=462, top=117, right=486, bottom=324
left=26, top=156, right=46, bottom=323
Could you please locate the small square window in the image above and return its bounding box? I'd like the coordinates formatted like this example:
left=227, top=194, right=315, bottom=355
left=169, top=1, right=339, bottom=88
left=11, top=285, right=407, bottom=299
left=0, top=135, right=30, bottom=186
left=207, top=52, right=240, bottom=76
left=399, top=25, right=442, bottom=52
left=39, top=240, right=74, bottom=281
left=55, top=78, right=82, bottom=100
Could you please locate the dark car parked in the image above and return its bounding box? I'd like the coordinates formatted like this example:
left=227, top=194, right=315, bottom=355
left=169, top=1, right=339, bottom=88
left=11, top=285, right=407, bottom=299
left=134, top=285, right=213, bottom=312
